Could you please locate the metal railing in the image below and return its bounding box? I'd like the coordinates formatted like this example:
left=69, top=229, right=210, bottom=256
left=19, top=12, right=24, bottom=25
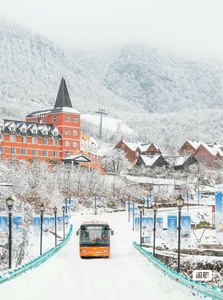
left=133, top=242, right=223, bottom=300
left=0, top=225, right=73, bottom=285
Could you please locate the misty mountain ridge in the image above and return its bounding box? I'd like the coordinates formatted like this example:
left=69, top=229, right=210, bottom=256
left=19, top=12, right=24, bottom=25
left=0, top=22, right=222, bottom=151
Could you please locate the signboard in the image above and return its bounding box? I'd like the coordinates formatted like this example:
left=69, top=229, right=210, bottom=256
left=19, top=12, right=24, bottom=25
left=181, top=214, right=191, bottom=246
left=134, top=216, right=140, bottom=231
left=156, top=217, right=163, bottom=236
left=215, top=191, right=223, bottom=243
left=33, top=216, right=40, bottom=235
left=13, top=215, right=23, bottom=245
left=167, top=215, right=177, bottom=248
left=0, top=216, right=8, bottom=245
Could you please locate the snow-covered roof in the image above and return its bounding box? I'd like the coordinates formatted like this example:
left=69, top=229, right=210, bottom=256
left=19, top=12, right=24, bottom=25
left=122, top=139, right=152, bottom=152
left=140, top=154, right=161, bottom=166
left=174, top=155, right=190, bottom=166
left=187, top=140, right=201, bottom=149
left=200, top=142, right=223, bottom=156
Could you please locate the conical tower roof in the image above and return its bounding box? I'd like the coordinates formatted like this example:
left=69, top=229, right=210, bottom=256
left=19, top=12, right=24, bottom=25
left=54, top=78, right=73, bottom=108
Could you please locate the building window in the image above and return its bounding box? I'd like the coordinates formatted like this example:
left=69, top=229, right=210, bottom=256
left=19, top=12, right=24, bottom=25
left=53, top=131, right=58, bottom=137
left=73, top=141, right=78, bottom=148
left=65, top=151, right=69, bottom=157
left=10, top=135, right=16, bottom=142
left=21, top=127, right=26, bottom=133
left=53, top=151, right=58, bottom=157
left=43, top=150, right=48, bottom=157
left=53, top=139, right=58, bottom=146
left=0, top=146, right=4, bottom=154
left=11, top=126, right=15, bottom=132
left=32, top=137, right=38, bottom=144
left=1, top=134, right=4, bottom=141
left=52, top=116, right=57, bottom=122
left=21, top=136, right=27, bottom=143
left=42, top=138, right=48, bottom=145
left=135, top=151, right=139, bottom=157
left=73, top=130, right=78, bottom=136
left=32, top=128, right=37, bottom=134
left=10, top=147, right=16, bottom=155
left=73, top=116, right=78, bottom=123
left=21, top=148, right=27, bottom=155
left=65, top=129, right=70, bottom=136
left=65, top=115, right=70, bottom=122
left=65, top=140, right=70, bottom=147
left=32, top=149, right=37, bottom=156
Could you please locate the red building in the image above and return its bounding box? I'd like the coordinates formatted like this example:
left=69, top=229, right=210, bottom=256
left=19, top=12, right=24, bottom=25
left=193, top=142, right=223, bottom=167
left=114, top=139, right=162, bottom=165
left=0, top=78, right=102, bottom=171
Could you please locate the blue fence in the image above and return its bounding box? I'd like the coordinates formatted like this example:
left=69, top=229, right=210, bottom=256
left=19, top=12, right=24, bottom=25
left=0, top=225, right=73, bottom=285
left=133, top=242, right=223, bottom=300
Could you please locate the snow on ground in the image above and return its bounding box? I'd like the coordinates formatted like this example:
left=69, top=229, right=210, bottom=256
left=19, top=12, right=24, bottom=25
left=0, top=211, right=202, bottom=300
left=81, top=114, right=134, bottom=135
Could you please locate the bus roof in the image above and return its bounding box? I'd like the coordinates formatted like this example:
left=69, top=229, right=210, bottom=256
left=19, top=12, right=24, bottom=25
left=81, top=220, right=109, bottom=226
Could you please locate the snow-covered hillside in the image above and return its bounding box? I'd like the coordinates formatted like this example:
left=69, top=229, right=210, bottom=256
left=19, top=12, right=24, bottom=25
left=0, top=22, right=222, bottom=150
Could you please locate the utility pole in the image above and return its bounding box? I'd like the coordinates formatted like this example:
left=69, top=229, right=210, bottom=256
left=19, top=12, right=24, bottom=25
left=95, top=109, right=108, bottom=139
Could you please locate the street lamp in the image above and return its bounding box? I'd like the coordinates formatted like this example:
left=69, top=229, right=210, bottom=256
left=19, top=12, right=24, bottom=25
left=176, top=194, right=184, bottom=273
left=138, top=206, right=144, bottom=246
left=152, top=203, right=158, bottom=257
left=65, top=198, right=68, bottom=214
left=40, top=203, right=44, bottom=255
left=6, top=196, right=14, bottom=269
left=186, top=191, right=189, bottom=212
left=132, top=201, right=135, bottom=230
left=94, top=196, right=98, bottom=215
left=53, top=206, right=57, bottom=247
left=128, top=198, right=130, bottom=222
left=62, top=205, right=65, bottom=240
left=197, top=187, right=201, bottom=205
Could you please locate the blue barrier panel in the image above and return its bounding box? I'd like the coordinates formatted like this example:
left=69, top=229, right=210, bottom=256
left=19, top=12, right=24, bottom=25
left=133, top=242, right=223, bottom=300
left=0, top=225, right=73, bottom=285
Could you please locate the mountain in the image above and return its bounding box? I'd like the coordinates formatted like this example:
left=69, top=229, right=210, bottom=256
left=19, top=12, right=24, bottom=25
left=0, top=22, right=222, bottom=151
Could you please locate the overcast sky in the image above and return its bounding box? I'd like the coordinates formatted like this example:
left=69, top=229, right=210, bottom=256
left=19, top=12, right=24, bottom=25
left=0, top=0, right=222, bottom=60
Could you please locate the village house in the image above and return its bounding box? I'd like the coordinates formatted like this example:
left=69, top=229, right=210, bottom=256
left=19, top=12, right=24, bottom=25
left=178, top=140, right=201, bottom=154
left=114, top=139, right=162, bottom=165
left=135, top=154, right=169, bottom=169
left=0, top=78, right=103, bottom=172
left=193, top=142, right=223, bottom=167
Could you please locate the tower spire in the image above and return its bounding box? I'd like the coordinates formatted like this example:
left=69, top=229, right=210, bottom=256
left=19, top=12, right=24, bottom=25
left=54, top=78, right=73, bottom=108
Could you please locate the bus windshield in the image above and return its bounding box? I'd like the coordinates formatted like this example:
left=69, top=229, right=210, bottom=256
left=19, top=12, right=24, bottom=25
left=80, top=225, right=110, bottom=246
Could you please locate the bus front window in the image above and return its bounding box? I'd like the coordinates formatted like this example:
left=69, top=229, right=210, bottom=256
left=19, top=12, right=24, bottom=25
left=80, top=226, right=110, bottom=246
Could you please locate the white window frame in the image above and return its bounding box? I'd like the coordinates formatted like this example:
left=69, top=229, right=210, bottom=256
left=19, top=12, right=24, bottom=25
left=10, top=135, right=16, bottom=142
left=42, top=138, right=48, bottom=145
left=65, top=115, right=70, bottom=122
left=32, top=137, right=38, bottom=144
left=43, top=150, right=48, bottom=157
left=32, top=149, right=37, bottom=156
left=10, top=147, right=16, bottom=155
left=21, top=148, right=27, bottom=155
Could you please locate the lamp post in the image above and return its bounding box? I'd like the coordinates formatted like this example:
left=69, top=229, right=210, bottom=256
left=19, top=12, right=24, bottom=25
left=6, top=196, right=14, bottom=269
left=176, top=194, right=184, bottom=273
left=138, top=206, right=144, bottom=245
left=186, top=191, right=189, bottom=212
left=132, top=201, right=135, bottom=230
left=128, top=199, right=130, bottom=222
left=65, top=198, right=68, bottom=214
left=152, top=203, right=158, bottom=257
left=53, top=206, right=57, bottom=247
left=94, top=195, right=97, bottom=215
left=62, top=205, right=65, bottom=240
left=40, top=203, right=44, bottom=255
left=197, top=187, right=201, bottom=205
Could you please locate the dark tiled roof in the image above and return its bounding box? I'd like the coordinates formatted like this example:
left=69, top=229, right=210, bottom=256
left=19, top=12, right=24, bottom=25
left=54, top=78, right=72, bottom=109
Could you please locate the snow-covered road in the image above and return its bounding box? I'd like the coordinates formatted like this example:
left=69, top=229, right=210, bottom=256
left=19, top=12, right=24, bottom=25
left=0, top=211, right=201, bottom=300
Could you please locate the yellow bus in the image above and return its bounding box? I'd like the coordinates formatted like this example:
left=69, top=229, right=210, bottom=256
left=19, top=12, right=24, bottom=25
left=76, top=220, right=114, bottom=258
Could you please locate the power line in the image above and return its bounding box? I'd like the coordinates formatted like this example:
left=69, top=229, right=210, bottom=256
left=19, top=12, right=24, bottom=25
left=95, top=109, right=108, bottom=139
